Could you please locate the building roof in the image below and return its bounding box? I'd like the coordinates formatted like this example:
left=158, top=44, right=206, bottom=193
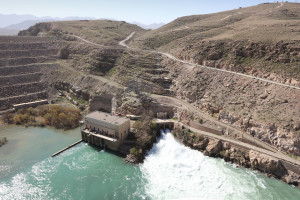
left=85, top=111, right=129, bottom=125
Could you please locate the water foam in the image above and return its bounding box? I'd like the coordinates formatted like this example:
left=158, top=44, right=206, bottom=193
left=140, top=129, right=279, bottom=200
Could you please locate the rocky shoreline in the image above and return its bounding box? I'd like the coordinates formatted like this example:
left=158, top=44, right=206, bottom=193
left=172, top=128, right=300, bottom=187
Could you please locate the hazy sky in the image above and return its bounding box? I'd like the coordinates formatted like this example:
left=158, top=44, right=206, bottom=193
left=1, top=0, right=299, bottom=24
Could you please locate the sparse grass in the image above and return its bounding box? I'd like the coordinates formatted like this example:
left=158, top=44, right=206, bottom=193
left=283, top=152, right=300, bottom=161
left=71, top=96, right=88, bottom=105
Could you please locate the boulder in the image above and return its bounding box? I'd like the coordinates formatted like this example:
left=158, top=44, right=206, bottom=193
left=205, top=139, right=222, bottom=156
left=193, top=138, right=209, bottom=150
left=125, top=154, right=140, bottom=164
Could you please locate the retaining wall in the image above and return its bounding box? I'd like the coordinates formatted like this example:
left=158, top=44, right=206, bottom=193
left=0, top=57, right=51, bottom=67
left=0, top=42, right=59, bottom=51
left=0, top=65, right=42, bottom=76
left=189, top=121, right=223, bottom=135
left=0, top=73, right=42, bottom=86
left=0, top=49, right=58, bottom=59
left=0, top=36, right=54, bottom=43
left=0, top=91, right=47, bottom=110
left=0, top=82, right=46, bottom=98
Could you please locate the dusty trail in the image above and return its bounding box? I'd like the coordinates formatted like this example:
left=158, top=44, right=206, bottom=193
left=119, top=32, right=300, bottom=91
left=72, top=32, right=300, bottom=167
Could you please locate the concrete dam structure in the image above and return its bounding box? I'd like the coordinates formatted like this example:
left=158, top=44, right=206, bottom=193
left=0, top=36, right=60, bottom=111
left=81, top=111, right=130, bottom=151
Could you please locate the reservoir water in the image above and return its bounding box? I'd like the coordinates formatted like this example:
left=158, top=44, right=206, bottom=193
left=0, top=126, right=299, bottom=199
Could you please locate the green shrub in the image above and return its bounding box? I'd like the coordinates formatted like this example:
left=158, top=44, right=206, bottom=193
left=10, top=105, right=81, bottom=130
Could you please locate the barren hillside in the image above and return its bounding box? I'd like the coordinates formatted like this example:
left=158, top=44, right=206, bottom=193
left=4, top=3, right=300, bottom=160
left=130, top=2, right=300, bottom=84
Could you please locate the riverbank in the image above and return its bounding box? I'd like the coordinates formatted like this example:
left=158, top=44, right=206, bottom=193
left=1, top=125, right=300, bottom=199
left=172, top=126, right=300, bottom=187
left=1, top=105, right=81, bottom=130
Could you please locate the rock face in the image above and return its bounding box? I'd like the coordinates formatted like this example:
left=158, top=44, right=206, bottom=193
left=203, top=139, right=222, bottom=156
left=118, top=92, right=175, bottom=118
left=125, top=154, right=140, bottom=164
left=169, top=51, right=300, bottom=157
left=249, top=150, right=286, bottom=177
left=0, top=137, right=7, bottom=147
left=89, top=94, right=113, bottom=113
left=173, top=129, right=300, bottom=187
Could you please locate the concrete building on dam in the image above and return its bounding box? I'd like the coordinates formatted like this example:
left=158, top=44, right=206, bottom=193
left=81, top=111, right=130, bottom=151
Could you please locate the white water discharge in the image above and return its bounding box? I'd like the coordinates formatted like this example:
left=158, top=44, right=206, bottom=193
left=140, top=129, right=297, bottom=200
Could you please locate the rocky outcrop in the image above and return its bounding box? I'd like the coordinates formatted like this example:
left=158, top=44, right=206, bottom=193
left=177, top=40, right=300, bottom=87
left=118, top=92, right=175, bottom=118
left=218, top=110, right=300, bottom=157
left=0, top=137, right=7, bottom=147
left=18, top=23, right=52, bottom=36
left=125, top=154, right=141, bottom=164
left=54, top=81, right=90, bottom=101
left=173, top=129, right=300, bottom=187
left=89, top=94, right=114, bottom=113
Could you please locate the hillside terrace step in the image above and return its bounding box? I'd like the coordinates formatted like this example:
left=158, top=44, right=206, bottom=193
left=0, top=49, right=59, bottom=59
left=0, top=63, right=56, bottom=75
left=0, top=42, right=62, bottom=51
left=0, top=56, right=54, bottom=67
left=0, top=91, right=47, bottom=110
left=0, top=82, right=46, bottom=98
left=0, top=72, right=42, bottom=87
left=0, top=36, right=56, bottom=43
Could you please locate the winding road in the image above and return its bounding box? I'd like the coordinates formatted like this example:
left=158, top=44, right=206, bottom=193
left=119, top=32, right=300, bottom=91
left=72, top=32, right=300, bottom=166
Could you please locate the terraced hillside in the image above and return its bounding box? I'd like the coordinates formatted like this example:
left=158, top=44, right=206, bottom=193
left=0, top=36, right=61, bottom=110
left=11, top=4, right=300, bottom=159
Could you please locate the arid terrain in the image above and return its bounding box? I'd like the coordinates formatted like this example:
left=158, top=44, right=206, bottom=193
left=1, top=2, right=300, bottom=185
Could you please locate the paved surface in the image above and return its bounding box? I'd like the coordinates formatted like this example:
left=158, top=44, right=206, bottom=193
left=72, top=32, right=300, bottom=166
left=179, top=121, right=300, bottom=166
left=151, top=94, right=278, bottom=152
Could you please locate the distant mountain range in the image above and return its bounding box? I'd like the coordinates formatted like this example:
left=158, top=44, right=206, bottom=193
left=0, top=14, right=165, bottom=35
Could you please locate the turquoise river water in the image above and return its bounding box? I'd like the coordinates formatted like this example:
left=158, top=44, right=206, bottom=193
left=0, top=126, right=299, bottom=200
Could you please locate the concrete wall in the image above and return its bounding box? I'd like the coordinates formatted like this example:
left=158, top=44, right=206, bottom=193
left=84, top=119, right=130, bottom=140
left=13, top=100, right=48, bottom=110
left=81, top=131, right=124, bottom=151
left=157, top=112, right=168, bottom=119
left=0, top=91, right=47, bottom=110
left=118, top=120, right=130, bottom=143
left=84, top=121, right=117, bottom=138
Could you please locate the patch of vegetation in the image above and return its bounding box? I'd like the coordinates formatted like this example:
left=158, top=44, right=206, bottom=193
left=130, top=116, right=158, bottom=158
left=71, top=96, right=88, bottom=105
left=283, top=152, right=300, bottom=161
left=1, top=105, right=81, bottom=130
left=129, top=147, right=143, bottom=158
